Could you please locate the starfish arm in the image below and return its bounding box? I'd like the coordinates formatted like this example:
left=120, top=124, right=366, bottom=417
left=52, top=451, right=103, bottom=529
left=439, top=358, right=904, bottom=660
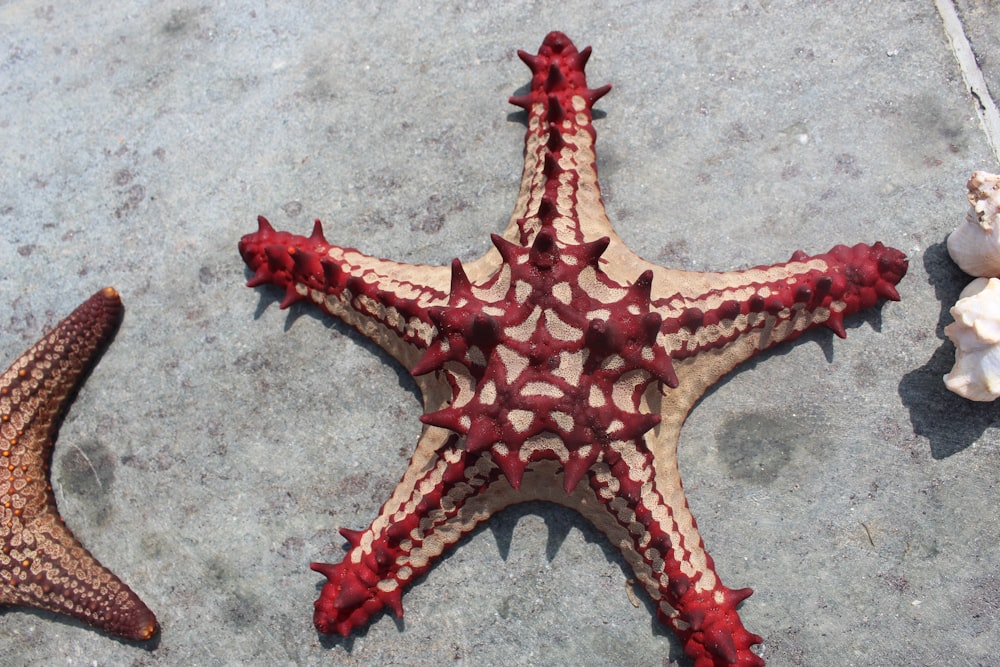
left=239, top=217, right=453, bottom=368
left=563, top=435, right=763, bottom=667
left=3, top=515, right=158, bottom=641
left=650, top=242, right=907, bottom=405
left=0, top=288, right=157, bottom=641
left=310, top=431, right=515, bottom=635
left=503, top=32, right=615, bottom=248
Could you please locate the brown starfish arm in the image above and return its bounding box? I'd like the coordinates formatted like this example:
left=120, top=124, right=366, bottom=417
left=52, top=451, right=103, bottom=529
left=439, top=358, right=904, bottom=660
left=239, top=216, right=453, bottom=367
left=1, top=514, right=157, bottom=641
left=0, top=288, right=157, bottom=640
left=0, top=289, right=124, bottom=451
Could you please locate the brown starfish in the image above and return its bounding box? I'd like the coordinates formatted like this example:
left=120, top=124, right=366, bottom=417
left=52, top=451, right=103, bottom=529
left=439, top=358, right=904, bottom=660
left=240, top=32, right=906, bottom=666
left=0, top=287, right=157, bottom=641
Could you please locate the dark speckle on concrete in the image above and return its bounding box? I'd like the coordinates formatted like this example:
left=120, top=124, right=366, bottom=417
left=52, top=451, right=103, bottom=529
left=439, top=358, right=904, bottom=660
left=56, top=438, right=116, bottom=527
left=717, top=411, right=824, bottom=485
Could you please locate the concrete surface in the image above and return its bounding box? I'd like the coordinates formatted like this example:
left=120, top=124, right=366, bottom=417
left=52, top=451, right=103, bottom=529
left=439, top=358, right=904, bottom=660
left=1, top=1, right=998, bottom=666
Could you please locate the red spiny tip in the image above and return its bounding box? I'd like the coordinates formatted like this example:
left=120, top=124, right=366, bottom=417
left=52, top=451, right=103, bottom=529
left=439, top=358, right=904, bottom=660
left=279, top=284, right=304, bottom=309
left=514, top=33, right=611, bottom=115
left=493, top=451, right=527, bottom=490
left=516, top=49, right=541, bottom=74
left=449, top=259, right=473, bottom=301
left=544, top=63, right=566, bottom=93
left=826, top=311, right=847, bottom=339
left=509, top=93, right=533, bottom=110
left=309, top=219, right=328, bottom=244
left=561, top=448, right=601, bottom=494
left=586, top=84, right=612, bottom=105
left=257, top=215, right=275, bottom=233
left=491, top=233, right=519, bottom=264
left=580, top=236, right=611, bottom=265
left=339, top=527, right=365, bottom=548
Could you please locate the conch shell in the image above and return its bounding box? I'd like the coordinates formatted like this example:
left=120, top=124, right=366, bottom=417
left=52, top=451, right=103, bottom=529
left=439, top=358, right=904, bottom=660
left=944, top=277, right=1000, bottom=401
left=946, top=171, right=1000, bottom=277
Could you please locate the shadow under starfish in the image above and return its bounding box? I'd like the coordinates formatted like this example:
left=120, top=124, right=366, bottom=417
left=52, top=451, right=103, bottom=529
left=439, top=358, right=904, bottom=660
left=239, top=32, right=906, bottom=667
left=0, top=288, right=157, bottom=641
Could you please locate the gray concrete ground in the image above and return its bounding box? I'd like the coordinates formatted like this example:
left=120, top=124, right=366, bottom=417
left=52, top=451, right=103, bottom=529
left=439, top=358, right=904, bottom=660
left=1, top=1, right=998, bottom=665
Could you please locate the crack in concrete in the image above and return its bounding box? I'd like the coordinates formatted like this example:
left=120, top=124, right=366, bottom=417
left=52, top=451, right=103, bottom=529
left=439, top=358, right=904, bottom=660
left=936, top=0, right=1000, bottom=164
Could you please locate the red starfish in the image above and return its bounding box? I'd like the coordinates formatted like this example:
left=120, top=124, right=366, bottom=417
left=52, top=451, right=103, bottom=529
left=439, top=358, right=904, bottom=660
left=0, top=288, right=157, bottom=641
left=240, top=32, right=905, bottom=667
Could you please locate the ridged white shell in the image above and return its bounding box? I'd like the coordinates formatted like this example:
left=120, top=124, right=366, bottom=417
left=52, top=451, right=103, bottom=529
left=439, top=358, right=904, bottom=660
left=946, top=171, right=1000, bottom=277
left=944, top=277, right=1000, bottom=401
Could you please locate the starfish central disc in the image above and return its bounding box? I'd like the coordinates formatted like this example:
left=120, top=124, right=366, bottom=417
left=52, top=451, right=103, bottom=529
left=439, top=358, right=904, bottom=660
left=413, top=227, right=676, bottom=492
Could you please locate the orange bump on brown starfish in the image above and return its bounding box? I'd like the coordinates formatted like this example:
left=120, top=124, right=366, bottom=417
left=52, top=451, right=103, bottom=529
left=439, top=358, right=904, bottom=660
left=0, top=287, right=157, bottom=641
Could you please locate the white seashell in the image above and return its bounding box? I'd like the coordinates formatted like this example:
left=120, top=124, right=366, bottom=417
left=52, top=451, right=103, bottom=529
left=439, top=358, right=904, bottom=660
left=944, top=277, right=1000, bottom=400
left=946, top=171, right=1000, bottom=277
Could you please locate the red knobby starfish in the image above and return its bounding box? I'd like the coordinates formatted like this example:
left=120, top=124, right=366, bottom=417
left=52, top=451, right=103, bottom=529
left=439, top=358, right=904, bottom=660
left=240, top=32, right=906, bottom=667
